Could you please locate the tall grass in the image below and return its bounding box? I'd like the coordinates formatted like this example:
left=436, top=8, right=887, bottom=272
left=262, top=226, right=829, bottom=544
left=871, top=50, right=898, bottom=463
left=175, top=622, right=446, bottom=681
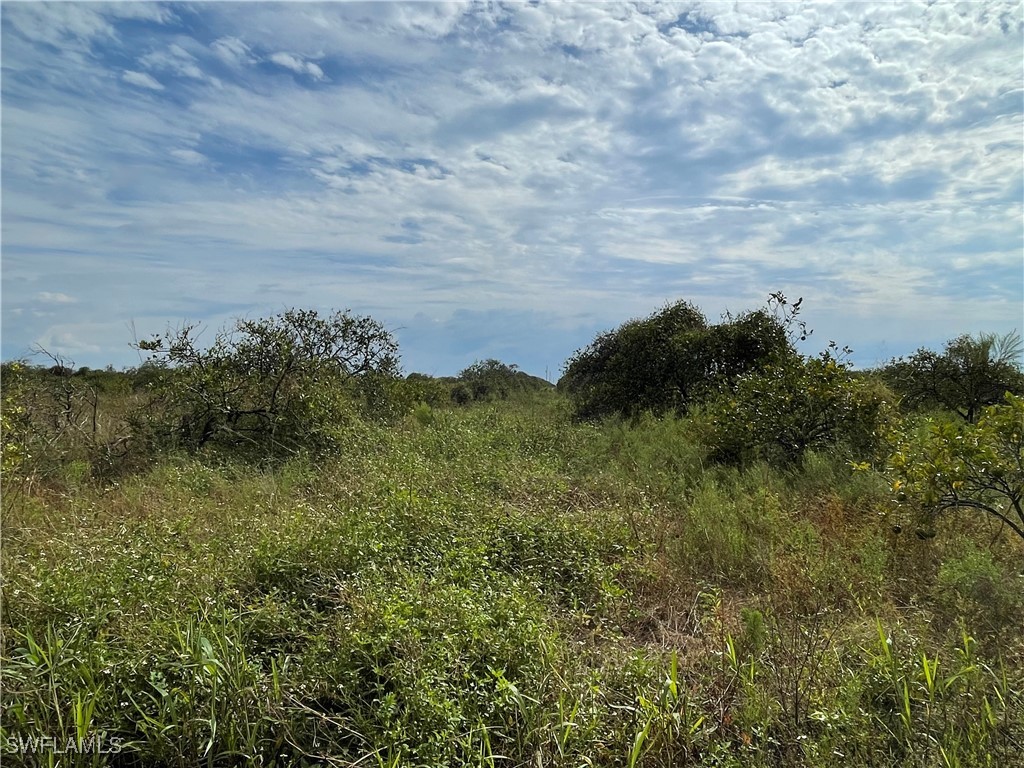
left=2, top=399, right=1022, bottom=766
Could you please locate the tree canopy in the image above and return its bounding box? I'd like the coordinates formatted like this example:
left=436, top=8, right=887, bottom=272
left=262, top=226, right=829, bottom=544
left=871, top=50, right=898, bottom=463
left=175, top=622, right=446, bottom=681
left=882, top=332, right=1024, bottom=423
left=135, top=308, right=400, bottom=453
left=559, top=297, right=797, bottom=420
left=451, top=359, right=552, bottom=404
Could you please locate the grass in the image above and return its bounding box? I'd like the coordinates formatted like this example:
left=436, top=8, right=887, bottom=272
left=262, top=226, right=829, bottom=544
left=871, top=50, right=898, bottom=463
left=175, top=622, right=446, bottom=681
left=2, top=396, right=1022, bottom=766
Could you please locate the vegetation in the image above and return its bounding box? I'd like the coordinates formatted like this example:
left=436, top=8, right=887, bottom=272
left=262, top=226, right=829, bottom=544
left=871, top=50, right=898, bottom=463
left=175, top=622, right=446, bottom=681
left=2, top=303, right=1022, bottom=767
left=888, top=393, right=1024, bottom=540
left=699, top=344, right=894, bottom=468
left=449, top=359, right=553, bottom=405
left=559, top=296, right=799, bottom=420
left=882, top=332, right=1024, bottom=422
left=133, top=309, right=400, bottom=455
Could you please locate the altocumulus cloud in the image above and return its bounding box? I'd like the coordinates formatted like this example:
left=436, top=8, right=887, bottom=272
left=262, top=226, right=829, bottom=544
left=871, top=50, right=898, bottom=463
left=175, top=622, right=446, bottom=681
left=1, top=1, right=1021, bottom=375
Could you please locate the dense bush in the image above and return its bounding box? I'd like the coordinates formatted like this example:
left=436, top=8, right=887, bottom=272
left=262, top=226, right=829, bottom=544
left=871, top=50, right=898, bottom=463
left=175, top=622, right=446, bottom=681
left=134, top=308, right=401, bottom=456
left=560, top=297, right=797, bottom=420
left=451, top=359, right=551, bottom=404
left=699, top=347, right=895, bottom=467
left=403, top=372, right=451, bottom=408
left=887, top=393, right=1024, bottom=539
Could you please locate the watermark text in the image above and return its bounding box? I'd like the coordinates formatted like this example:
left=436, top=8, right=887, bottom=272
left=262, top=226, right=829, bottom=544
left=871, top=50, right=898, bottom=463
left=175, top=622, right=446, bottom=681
left=4, top=733, right=124, bottom=755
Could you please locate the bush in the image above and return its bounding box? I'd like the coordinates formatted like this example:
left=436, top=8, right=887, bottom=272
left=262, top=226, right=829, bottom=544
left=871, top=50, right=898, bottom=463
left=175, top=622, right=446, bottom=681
left=133, top=308, right=400, bottom=456
left=560, top=296, right=799, bottom=420
left=404, top=373, right=451, bottom=408
left=699, top=347, right=894, bottom=467
left=887, top=393, right=1024, bottom=539
left=452, top=359, right=551, bottom=404
left=1, top=362, right=32, bottom=480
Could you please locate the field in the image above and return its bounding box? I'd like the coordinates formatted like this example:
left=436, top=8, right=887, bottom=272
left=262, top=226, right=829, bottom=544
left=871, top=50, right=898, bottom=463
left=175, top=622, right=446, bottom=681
left=2, top=377, right=1022, bottom=767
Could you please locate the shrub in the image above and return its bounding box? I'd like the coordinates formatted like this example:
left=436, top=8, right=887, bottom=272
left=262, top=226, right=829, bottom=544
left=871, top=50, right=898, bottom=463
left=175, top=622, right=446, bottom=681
left=0, top=362, right=31, bottom=480
left=699, top=347, right=894, bottom=467
left=403, top=373, right=451, bottom=408
left=560, top=296, right=799, bottom=420
left=0, top=357, right=137, bottom=485
left=452, top=359, right=550, bottom=404
left=887, top=393, right=1024, bottom=539
left=133, top=308, right=400, bottom=456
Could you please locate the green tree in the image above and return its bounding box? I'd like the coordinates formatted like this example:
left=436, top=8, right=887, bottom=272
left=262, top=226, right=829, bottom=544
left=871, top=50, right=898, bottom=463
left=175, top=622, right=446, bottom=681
left=452, top=359, right=551, bottom=404
left=560, top=300, right=708, bottom=419
left=560, top=297, right=797, bottom=420
left=887, top=393, right=1024, bottom=540
left=882, top=332, right=1024, bottom=422
left=135, top=308, right=399, bottom=454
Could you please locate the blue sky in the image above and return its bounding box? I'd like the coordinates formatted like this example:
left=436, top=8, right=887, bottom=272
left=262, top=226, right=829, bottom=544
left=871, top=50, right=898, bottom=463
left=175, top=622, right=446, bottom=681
left=2, top=1, right=1022, bottom=379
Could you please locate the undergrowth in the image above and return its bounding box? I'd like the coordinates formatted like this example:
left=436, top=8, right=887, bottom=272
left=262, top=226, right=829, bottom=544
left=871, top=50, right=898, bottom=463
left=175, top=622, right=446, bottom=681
left=2, top=399, right=1022, bottom=766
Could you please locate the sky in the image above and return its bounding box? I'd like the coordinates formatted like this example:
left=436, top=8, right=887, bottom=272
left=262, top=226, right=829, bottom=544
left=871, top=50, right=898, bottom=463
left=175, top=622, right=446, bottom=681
left=2, top=1, right=1022, bottom=379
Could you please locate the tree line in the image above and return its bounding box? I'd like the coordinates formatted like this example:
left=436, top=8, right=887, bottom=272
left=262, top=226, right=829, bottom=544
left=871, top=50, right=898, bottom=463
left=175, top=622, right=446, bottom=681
left=2, top=297, right=1022, bottom=538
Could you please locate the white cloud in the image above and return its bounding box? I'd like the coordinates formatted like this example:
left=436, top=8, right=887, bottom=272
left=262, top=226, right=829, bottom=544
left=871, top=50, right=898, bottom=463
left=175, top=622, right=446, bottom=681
left=36, top=292, right=77, bottom=304
left=269, top=52, right=325, bottom=80
left=3, top=4, right=114, bottom=49
left=3, top=2, right=174, bottom=51
left=139, top=44, right=208, bottom=81
left=210, top=36, right=255, bottom=67
left=122, top=70, right=164, bottom=91
left=170, top=149, right=207, bottom=165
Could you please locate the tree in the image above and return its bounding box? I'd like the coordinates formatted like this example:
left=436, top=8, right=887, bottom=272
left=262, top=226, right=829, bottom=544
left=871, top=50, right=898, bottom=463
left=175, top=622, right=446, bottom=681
left=451, top=359, right=551, bottom=404
left=559, top=297, right=798, bottom=420
left=135, top=308, right=399, bottom=453
left=559, top=300, right=708, bottom=419
left=882, top=332, right=1024, bottom=423
left=887, top=393, right=1024, bottom=540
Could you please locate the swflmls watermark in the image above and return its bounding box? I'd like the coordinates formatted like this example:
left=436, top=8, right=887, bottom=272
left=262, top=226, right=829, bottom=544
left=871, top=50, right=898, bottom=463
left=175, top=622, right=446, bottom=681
left=4, top=733, right=125, bottom=755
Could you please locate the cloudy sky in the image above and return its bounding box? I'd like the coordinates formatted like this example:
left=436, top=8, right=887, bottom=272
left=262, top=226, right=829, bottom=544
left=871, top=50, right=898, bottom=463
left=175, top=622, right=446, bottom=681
left=2, top=1, right=1021, bottom=378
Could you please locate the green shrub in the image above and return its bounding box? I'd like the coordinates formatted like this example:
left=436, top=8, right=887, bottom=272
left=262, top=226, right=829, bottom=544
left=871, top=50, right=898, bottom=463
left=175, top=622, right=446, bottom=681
left=888, top=393, right=1024, bottom=540
left=699, top=348, right=894, bottom=468
left=411, top=401, right=435, bottom=426
left=452, top=359, right=551, bottom=404
left=560, top=295, right=801, bottom=421
left=133, top=308, right=400, bottom=457
left=403, top=372, right=451, bottom=407
left=0, top=361, right=31, bottom=480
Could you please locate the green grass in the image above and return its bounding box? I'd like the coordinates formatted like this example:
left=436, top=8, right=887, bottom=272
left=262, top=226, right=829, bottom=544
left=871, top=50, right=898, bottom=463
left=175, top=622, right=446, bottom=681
left=2, top=398, right=1022, bottom=766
